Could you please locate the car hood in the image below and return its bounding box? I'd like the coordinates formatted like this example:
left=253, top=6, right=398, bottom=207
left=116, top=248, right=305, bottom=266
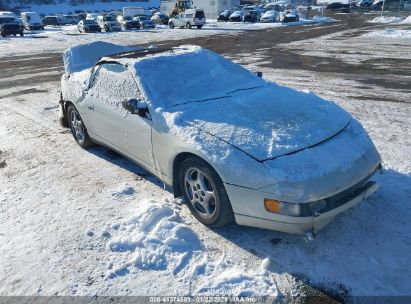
left=169, top=84, right=351, bottom=162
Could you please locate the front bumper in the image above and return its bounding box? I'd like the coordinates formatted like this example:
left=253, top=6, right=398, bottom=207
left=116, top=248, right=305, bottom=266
left=226, top=178, right=379, bottom=235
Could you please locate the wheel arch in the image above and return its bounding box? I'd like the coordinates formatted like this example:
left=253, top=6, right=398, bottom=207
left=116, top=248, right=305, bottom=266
left=171, top=152, right=223, bottom=198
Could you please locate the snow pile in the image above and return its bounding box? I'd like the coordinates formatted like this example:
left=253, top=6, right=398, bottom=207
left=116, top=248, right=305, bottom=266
left=110, top=184, right=136, bottom=200
left=195, top=255, right=278, bottom=297
left=106, top=199, right=202, bottom=277
left=63, top=41, right=140, bottom=74
left=402, top=15, right=411, bottom=24
left=369, top=16, right=405, bottom=24
left=103, top=198, right=279, bottom=297
left=363, top=29, right=411, bottom=39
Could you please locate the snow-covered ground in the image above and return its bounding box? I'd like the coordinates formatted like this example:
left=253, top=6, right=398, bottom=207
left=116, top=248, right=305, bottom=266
left=369, top=15, right=411, bottom=24
left=0, top=18, right=410, bottom=300
left=0, top=18, right=333, bottom=58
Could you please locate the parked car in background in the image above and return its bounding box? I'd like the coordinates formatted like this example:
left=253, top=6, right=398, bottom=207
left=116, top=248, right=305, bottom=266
left=42, top=15, right=61, bottom=26
left=151, top=11, right=169, bottom=25
left=86, top=13, right=98, bottom=20
left=96, top=15, right=121, bottom=31
left=77, top=19, right=101, bottom=33
left=260, top=10, right=280, bottom=22
left=61, top=14, right=79, bottom=25
left=0, top=16, right=24, bottom=37
left=279, top=10, right=299, bottom=23
left=20, top=12, right=44, bottom=30
left=133, top=15, right=155, bottom=29
left=326, top=2, right=351, bottom=12
left=60, top=43, right=381, bottom=235
left=123, top=6, right=145, bottom=18
left=357, top=0, right=373, bottom=6
left=242, top=5, right=263, bottom=19
left=0, top=11, right=18, bottom=18
left=243, top=10, right=259, bottom=22
left=168, top=9, right=206, bottom=29
left=217, top=10, right=232, bottom=22
left=117, top=15, right=140, bottom=29
left=229, top=10, right=244, bottom=22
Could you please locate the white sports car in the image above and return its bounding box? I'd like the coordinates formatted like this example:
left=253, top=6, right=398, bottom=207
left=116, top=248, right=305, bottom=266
left=59, top=42, right=381, bottom=236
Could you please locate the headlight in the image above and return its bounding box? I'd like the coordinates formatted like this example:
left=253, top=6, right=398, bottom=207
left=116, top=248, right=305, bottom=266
left=264, top=199, right=301, bottom=217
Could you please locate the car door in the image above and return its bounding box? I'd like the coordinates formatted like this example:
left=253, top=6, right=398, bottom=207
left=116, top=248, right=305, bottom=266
left=175, top=14, right=184, bottom=27
left=82, top=62, right=154, bottom=168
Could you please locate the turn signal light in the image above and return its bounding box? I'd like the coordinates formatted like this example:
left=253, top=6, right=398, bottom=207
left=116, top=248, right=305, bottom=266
left=264, top=199, right=301, bottom=216
left=264, top=199, right=281, bottom=213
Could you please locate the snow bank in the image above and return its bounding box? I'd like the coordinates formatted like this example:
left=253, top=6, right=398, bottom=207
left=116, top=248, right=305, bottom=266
left=363, top=29, right=411, bottom=39
left=369, top=16, right=405, bottom=24
left=106, top=199, right=202, bottom=277
left=103, top=198, right=279, bottom=297
left=195, top=255, right=278, bottom=296
left=402, top=15, right=411, bottom=24
left=63, top=41, right=140, bottom=74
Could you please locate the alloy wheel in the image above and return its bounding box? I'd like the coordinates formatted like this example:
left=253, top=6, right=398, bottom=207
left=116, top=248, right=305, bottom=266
left=184, top=167, right=217, bottom=219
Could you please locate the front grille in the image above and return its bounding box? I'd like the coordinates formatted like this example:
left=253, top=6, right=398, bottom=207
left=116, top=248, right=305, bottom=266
left=300, top=167, right=379, bottom=217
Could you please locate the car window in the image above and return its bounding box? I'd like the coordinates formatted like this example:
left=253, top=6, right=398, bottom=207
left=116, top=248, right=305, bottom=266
left=195, top=11, right=205, bottom=18
left=89, top=63, right=142, bottom=112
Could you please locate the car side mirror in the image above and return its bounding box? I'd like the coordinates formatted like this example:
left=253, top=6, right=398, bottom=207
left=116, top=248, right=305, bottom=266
left=122, top=98, right=149, bottom=117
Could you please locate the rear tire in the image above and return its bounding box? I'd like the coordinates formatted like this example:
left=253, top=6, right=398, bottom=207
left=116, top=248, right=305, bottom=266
left=67, top=105, right=93, bottom=148
left=104, top=25, right=109, bottom=32
left=186, top=22, right=191, bottom=29
left=169, top=22, right=174, bottom=29
left=20, top=32, right=24, bottom=36
left=197, top=25, right=203, bottom=29
left=178, top=156, right=234, bottom=227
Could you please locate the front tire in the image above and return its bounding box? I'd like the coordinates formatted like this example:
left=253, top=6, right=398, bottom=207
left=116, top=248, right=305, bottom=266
left=67, top=105, right=93, bottom=148
left=186, top=22, right=191, bottom=29
left=178, top=156, right=234, bottom=227
left=169, top=22, right=174, bottom=29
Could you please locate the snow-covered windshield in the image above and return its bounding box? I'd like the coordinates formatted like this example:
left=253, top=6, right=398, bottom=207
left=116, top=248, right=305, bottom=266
left=134, top=47, right=265, bottom=109
left=103, top=16, right=114, bottom=21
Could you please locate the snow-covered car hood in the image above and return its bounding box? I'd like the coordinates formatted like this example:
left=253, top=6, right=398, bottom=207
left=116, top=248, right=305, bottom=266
left=166, top=84, right=351, bottom=162
left=131, top=46, right=351, bottom=162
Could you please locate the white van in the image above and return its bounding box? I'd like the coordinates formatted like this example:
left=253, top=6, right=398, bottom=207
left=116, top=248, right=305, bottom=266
left=20, top=12, right=44, bottom=30
left=96, top=15, right=121, bottom=32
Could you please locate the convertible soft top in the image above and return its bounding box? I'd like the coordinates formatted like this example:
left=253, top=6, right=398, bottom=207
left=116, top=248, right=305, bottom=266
left=62, top=41, right=142, bottom=74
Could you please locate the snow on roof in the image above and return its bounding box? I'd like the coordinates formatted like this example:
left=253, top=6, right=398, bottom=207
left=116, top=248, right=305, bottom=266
left=63, top=41, right=141, bottom=74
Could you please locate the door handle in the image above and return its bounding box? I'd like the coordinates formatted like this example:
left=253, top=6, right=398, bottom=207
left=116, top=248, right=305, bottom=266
left=88, top=105, right=94, bottom=111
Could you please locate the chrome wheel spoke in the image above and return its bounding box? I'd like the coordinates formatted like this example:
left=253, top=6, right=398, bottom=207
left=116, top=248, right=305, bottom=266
left=184, top=167, right=217, bottom=219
